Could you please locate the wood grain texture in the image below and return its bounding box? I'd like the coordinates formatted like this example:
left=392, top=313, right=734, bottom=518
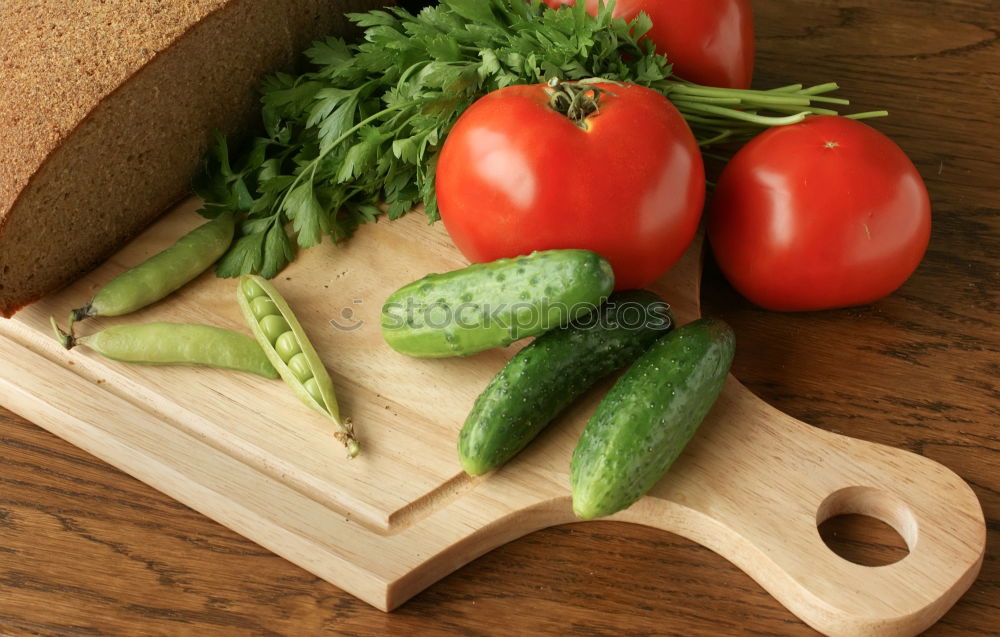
left=0, top=195, right=985, bottom=634
left=1, top=0, right=998, bottom=635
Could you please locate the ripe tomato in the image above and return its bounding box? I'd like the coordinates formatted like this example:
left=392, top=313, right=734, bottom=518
left=543, top=0, right=755, bottom=89
left=436, top=81, right=705, bottom=291
left=707, top=116, right=932, bottom=312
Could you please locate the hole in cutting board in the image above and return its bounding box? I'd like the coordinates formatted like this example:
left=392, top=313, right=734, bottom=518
left=816, top=487, right=915, bottom=567
left=819, top=514, right=910, bottom=567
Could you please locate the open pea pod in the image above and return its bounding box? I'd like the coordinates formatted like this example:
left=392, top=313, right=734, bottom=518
left=237, top=275, right=359, bottom=458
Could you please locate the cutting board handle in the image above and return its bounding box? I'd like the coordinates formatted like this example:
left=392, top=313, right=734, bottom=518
left=612, top=376, right=985, bottom=637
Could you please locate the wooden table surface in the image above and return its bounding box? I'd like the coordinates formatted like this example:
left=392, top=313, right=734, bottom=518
left=2, top=1, right=998, bottom=635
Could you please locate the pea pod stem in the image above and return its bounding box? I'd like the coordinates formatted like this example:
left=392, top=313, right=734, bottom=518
left=51, top=316, right=73, bottom=350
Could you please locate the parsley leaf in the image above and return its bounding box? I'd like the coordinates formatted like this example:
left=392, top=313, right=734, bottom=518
left=198, top=0, right=876, bottom=278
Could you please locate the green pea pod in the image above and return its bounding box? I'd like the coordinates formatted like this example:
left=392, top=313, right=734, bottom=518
left=69, top=213, right=235, bottom=333
left=51, top=317, right=278, bottom=379
left=237, top=275, right=359, bottom=458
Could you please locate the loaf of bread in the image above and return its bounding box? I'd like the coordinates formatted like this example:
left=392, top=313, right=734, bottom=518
left=0, top=0, right=383, bottom=317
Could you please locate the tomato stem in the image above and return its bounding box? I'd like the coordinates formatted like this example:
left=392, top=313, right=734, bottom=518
left=545, top=78, right=616, bottom=128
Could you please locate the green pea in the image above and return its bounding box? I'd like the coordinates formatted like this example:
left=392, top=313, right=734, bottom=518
left=259, top=314, right=290, bottom=344
left=275, top=331, right=302, bottom=363
left=236, top=274, right=359, bottom=458
left=250, top=296, right=280, bottom=320
left=303, top=377, right=324, bottom=405
left=52, top=320, right=277, bottom=379
left=242, top=278, right=267, bottom=300
left=68, top=213, right=235, bottom=335
left=287, top=352, right=313, bottom=383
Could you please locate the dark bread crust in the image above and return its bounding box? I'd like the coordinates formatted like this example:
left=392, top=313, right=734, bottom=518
left=0, top=0, right=380, bottom=317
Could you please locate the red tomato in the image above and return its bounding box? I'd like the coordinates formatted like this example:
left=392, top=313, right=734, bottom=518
left=707, top=116, right=932, bottom=312
left=543, top=0, right=755, bottom=89
left=436, top=82, right=705, bottom=290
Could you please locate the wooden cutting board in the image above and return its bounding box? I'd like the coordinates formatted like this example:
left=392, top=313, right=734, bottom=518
left=0, top=198, right=985, bottom=636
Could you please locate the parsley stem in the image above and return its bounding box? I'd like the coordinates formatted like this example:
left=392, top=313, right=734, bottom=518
left=846, top=110, right=891, bottom=120
left=764, top=105, right=841, bottom=116
left=799, top=82, right=842, bottom=96
left=805, top=95, right=852, bottom=105
left=697, top=130, right=735, bottom=147
left=676, top=96, right=744, bottom=106
left=767, top=84, right=804, bottom=92
left=667, top=83, right=815, bottom=106
left=671, top=100, right=810, bottom=126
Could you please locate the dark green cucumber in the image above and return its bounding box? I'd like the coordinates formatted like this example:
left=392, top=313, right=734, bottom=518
left=381, top=250, right=614, bottom=358
left=459, top=290, right=676, bottom=476
left=570, top=318, right=736, bottom=520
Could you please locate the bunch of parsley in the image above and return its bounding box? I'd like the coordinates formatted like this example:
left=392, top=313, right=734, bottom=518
left=195, top=0, right=876, bottom=278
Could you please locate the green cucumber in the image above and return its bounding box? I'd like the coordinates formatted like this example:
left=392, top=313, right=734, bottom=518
left=571, top=318, right=736, bottom=520
left=459, top=290, right=676, bottom=476
left=381, top=250, right=614, bottom=358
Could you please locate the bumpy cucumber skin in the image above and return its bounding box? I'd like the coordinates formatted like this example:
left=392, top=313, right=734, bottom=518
left=381, top=250, right=614, bottom=358
left=570, top=318, right=736, bottom=520
left=459, top=290, right=676, bottom=476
